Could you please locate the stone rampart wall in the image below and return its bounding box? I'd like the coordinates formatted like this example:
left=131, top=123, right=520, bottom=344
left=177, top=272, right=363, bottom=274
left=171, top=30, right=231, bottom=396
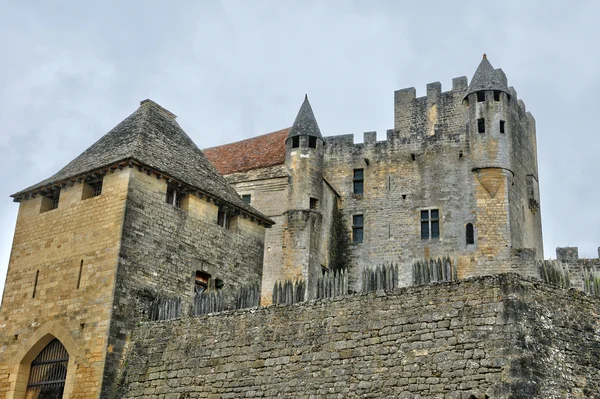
left=118, top=274, right=600, bottom=398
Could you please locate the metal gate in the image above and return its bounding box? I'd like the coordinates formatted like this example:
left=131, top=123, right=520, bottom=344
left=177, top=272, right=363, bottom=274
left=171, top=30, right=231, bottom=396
left=27, top=338, right=69, bottom=398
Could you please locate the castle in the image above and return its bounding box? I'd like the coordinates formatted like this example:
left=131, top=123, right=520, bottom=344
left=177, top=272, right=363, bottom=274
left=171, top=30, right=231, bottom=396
left=0, top=56, right=599, bottom=399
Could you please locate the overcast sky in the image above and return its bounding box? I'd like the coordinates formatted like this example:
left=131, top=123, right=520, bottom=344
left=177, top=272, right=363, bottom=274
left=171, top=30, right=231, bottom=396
left=1, top=1, right=599, bottom=298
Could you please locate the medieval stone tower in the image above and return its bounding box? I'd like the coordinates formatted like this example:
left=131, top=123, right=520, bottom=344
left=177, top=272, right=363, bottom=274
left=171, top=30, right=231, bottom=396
left=0, top=100, right=271, bottom=398
left=282, top=96, right=326, bottom=299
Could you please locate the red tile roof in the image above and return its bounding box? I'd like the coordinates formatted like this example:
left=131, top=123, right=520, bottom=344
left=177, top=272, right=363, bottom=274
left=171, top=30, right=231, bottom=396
left=204, top=128, right=289, bottom=176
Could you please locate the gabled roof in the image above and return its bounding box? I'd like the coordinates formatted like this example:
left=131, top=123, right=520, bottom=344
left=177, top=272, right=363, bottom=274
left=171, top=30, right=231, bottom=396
left=12, top=100, right=273, bottom=225
left=465, top=54, right=510, bottom=99
left=288, top=95, right=322, bottom=139
left=204, top=128, right=289, bottom=176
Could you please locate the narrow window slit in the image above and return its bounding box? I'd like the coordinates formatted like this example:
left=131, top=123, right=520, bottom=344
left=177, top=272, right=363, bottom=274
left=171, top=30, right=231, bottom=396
left=32, top=270, right=39, bottom=298
left=77, top=260, right=83, bottom=289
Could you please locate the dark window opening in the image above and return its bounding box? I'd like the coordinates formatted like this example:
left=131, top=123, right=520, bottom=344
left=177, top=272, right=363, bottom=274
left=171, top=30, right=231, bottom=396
left=411, top=153, right=416, bottom=161
left=352, top=214, right=364, bottom=244
left=402, top=194, right=407, bottom=200
left=195, top=271, right=211, bottom=294
left=477, top=118, right=485, bottom=133
left=466, top=223, right=475, bottom=245
left=242, top=194, right=251, bottom=205
left=292, top=136, right=300, bottom=148
left=494, top=90, right=501, bottom=101
left=90, top=181, right=102, bottom=197
left=166, top=186, right=183, bottom=208
left=32, top=270, right=39, bottom=298
left=477, top=92, right=485, bottom=102
left=308, top=136, right=317, bottom=148
left=217, top=208, right=231, bottom=229
left=215, top=278, right=225, bottom=289
left=421, top=209, right=440, bottom=240
left=41, top=191, right=60, bottom=213
left=464, top=97, right=469, bottom=107
left=26, top=338, right=69, bottom=396
left=310, top=197, right=319, bottom=210
left=77, top=260, right=83, bottom=289
left=459, top=150, right=463, bottom=158
left=500, top=120, right=505, bottom=134
left=353, top=169, right=364, bottom=195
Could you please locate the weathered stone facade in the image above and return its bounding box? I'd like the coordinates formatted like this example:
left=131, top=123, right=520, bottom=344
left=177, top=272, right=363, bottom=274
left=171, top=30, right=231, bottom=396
left=206, top=55, right=543, bottom=295
left=119, top=274, right=600, bottom=399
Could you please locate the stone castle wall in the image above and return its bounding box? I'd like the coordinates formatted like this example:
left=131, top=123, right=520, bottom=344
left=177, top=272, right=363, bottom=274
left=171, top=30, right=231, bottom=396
left=322, top=79, right=541, bottom=291
left=102, top=168, right=266, bottom=396
left=0, top=168, right=131, bottom=399
left=118, top=274, right=600, bottom=399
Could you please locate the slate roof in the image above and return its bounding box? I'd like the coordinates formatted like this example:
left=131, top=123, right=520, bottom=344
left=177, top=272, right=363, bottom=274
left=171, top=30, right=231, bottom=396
left=465, top=54, right=510, bottom=98
left=288, top=95, right=322, bottom=138
left=204, top=128, right=289, bottom=176
left=12, top=100, right=273, bottom=225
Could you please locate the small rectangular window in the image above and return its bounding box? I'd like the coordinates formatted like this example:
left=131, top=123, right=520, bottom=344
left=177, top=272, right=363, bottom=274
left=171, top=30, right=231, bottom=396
left=166, top=186, right=183, bottom=208
left=477, top=118, right=485, bottom=133
left=353, top=169, right=364, bottom=195
left=477, top=92, right=485, bottom=102
left=500, top=120, right=505, bottom=134
left=217, top=208, right=230, bottom=229
left=41, top=191, right=60, bottom=213
left=292, top=136, right=300, bottom=148
left=494, top=91, right=501, bottom=101
left=82, top=177, right=104, bottom=200
left=308, top=136, right=317, bottom=148
left=242, top=194, right=251, bottom=205
left=310, top=197, right=318, bottom=210
left=195, top=271, right=211, bottom=294
left=352, top=214, right=364, bottom=244
left=421, top=209, right=440, bottom=240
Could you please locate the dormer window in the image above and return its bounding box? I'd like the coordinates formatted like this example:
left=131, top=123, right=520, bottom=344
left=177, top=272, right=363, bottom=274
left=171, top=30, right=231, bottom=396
left=308, top=136, right=317, bottom=148
left=292, top=136, right=300, bottom=148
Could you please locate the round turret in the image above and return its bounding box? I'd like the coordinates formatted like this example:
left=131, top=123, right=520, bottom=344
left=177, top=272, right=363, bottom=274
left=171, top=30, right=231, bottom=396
left=285, top=95, right=325, bottom=210
left=465, top=54, right=511, bottom=171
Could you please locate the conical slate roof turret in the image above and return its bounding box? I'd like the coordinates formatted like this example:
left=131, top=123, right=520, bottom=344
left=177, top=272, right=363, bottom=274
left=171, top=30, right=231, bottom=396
left=288, top=95, right=322, bottom=139
left=465, top=54, right=510, bottom=99
left=12, top=99, right=273, bottom=224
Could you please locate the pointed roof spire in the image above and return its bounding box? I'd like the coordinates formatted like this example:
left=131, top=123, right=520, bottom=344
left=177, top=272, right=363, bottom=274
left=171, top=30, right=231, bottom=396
left=465, top=54, right=510, bottom=99
left=288, top=95, right=322, bottom=139
left=12, top=99, right=273, bottom=224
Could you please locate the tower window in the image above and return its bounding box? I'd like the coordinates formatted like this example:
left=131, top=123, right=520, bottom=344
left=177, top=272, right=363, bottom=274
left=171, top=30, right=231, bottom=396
left=477, top=118, right=485, bottom=133
left=242, top=194, right=251, bottom=205
left=82, top=177, right=104, bottom=200
left=500, top=120, right=505, bottom=134
left=494, top=91, right=501, bottom=101
left=466, top=223, right=475, bottom=245
left=308, top=136, right=317, bottom=148
left=310, top=197, right=318, bottom=210
left=292, top=136, right=300, bottom=148
left=477, top=92, right=485, bottom=102
left=195, top=271, right=211, bottom=294
left=353, top=169, right=364, bottom=195
left=40, top=191, right=60, bottom=213
left=352, top=214, right=364, bottom=244
left=217, top=208, right=231, bottom=229
left=421, top=209, right=439, bottom=240
left=166, top=185, right=184, bottom=208
left=32, top=270, right=39, bottom=298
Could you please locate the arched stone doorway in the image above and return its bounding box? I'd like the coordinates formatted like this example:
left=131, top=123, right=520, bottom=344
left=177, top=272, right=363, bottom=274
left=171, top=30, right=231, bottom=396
left=25, top=338, right=69, bottom=399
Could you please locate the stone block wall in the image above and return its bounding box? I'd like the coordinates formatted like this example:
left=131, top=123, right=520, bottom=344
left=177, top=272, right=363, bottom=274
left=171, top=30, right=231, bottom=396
left=0, top=168, right=130, bottom=399
left=102, top=168, right=266, bottom=396
left=118, top=274, right=600, bottom=398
